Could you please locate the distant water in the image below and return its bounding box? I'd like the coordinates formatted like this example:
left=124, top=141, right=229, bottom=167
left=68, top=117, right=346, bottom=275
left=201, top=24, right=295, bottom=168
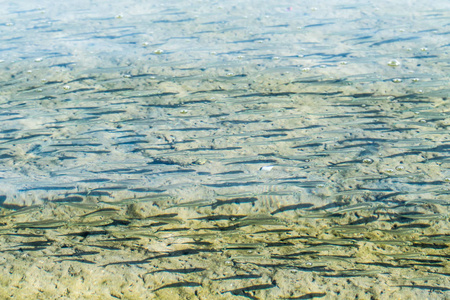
left=0, top=0, right=449, bottom=299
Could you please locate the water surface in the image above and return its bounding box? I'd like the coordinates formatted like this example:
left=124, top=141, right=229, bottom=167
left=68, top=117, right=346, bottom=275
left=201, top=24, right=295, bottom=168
left=0, top=0, right=449, bottom=299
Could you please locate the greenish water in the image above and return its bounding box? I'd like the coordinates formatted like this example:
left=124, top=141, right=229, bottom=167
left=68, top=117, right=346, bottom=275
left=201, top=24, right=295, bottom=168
left=0, top=0, right=449, bottom=299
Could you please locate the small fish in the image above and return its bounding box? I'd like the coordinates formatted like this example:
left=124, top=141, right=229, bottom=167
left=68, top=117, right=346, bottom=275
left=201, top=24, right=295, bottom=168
left=418, top=236, right=450, bottom=244
left=63, top=203, right=100, bottom=210
left=146, top=268, right=206, bottom=275
left=52, top=251, right=100, bottom=258
left=224, top=243, right=267, bottom=250
left=183, top=241, right=212, bottom=246
left=355, top=262, right=409, bottom=269
left=303, top=244, right=349, bottom=251
left=109, top=229, right=158, bottom=239
left=233, top=92, right=295, bottom=98
left=203, top=181, right=263, bottom=188
left=401, top=275, right=446, bottom=282
left=51, top=196, right=84, bottom=203
left=328, top=225, right=368, bottom=234
left=281, top=292, right=326, bottom=299
left=192, top=215, right=246, bottom=221
left=230, top=37, right=270, bottom=43
left=56, top=258, right=96, bottom=264
left=146, top=214, right=183, bottom=224
left=1, top=133, right=52, bottom=145
left=168, top=199, right=214, bottom=209
left=16, top=240, right=54, bottom=247
left=297, top=213, right=342, bottom=219
left=157, top=227, right=191, bottom=233
left=94, top=88, right=133, bottom=94
left=19, top=185, right=76, bottom=192
left=225, top=281, right=277, bottom=296
left=212, top=197, right=258, bottom=209
left=78, top=208, right=120, bottom=219
left=395, top=285, right=450, bottom=291
left=233, top=214, right=284, bottom=227
left=370, top=36, right=420, bottom=47
left=212, top=274, right=262, bottom=281
left=70, top=219, right=114, bottom=227
left=231, top=254, right=271, bottom=260
left=97, top=237, right=141, bottom=243
left=1, top=232, right=44, bottom=237
left=369, top=240, right=412, bottom=246
left=271, top=203, right=314, bottom=215
left=170, top=127, right=218, bottom=132
left=62, top=88, right=95, bottom=94
left=152, top=281, right=202, bottom=292
left=397, top=223, right=430, bottom=229
left=92, top=186, right=129, bottom=191
left=278, top=181, right=326, bottom=188
left=15, top=219, right=66, bottom=229
left=377, top=228, right=418, bottom=235
left=332, top=202, right=386, bottom=214
left=87, top=244, right=122, bottom=251
left=254, top=229, right=292, bottom=234
left=100, top=193, right=174, bottom=206
left=399, top=213, right=446, bottom=220
left=0, top=205, right=42, bottom=218
left=170, top=232, right=221, bottom=239
left=265, top=242, right=295, bottom=248
left=348, top=216, right=379, bottom=225
left=382, top=253, right=424, bottom=259
left=308, top=239, right=357, bottom=246
left=87, top=191, right=112, bottom=197
left=405, top=199, right=448, bottom=205
left=324, top=269, right=382, bottom=277
left=271, top=252, right=318, bottom=260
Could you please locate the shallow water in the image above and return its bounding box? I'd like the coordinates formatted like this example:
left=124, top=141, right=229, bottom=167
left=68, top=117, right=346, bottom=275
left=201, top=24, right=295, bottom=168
left=0, top=0, right=449, bottom=299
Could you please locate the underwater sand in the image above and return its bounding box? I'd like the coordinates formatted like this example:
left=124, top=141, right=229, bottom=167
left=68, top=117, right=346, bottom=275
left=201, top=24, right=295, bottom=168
left=0, top=0, right=449, bottom=299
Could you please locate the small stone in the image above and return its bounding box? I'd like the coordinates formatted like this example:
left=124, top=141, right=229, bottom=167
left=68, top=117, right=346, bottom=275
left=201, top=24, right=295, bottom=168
left=260, top=166, right=274, bottom=171
left=387, top=59, right=400, bottom=67
left=195, top=158, right=207, bottom=165
left=362, top=158, right=374, bottom=164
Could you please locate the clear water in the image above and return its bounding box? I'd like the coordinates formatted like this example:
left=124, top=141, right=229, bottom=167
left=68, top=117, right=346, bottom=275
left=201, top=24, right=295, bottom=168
left=0, top=0, right=449, bottom=299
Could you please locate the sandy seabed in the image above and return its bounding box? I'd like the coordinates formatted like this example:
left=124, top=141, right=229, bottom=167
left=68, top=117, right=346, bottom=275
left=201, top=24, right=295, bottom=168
left=0, top=0, right=449, bottom=299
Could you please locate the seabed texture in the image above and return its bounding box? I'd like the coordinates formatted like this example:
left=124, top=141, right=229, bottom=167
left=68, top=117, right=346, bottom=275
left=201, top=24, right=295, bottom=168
left=0, top=0, right=449, bottom=299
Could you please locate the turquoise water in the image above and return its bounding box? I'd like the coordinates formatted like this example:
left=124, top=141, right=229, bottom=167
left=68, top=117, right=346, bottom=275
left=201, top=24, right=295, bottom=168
left=0, top=1, right=449, bottom=299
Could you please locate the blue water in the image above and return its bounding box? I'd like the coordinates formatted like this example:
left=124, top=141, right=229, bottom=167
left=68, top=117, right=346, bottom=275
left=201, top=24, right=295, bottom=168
left=0, top=0, right=449, bottom=298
